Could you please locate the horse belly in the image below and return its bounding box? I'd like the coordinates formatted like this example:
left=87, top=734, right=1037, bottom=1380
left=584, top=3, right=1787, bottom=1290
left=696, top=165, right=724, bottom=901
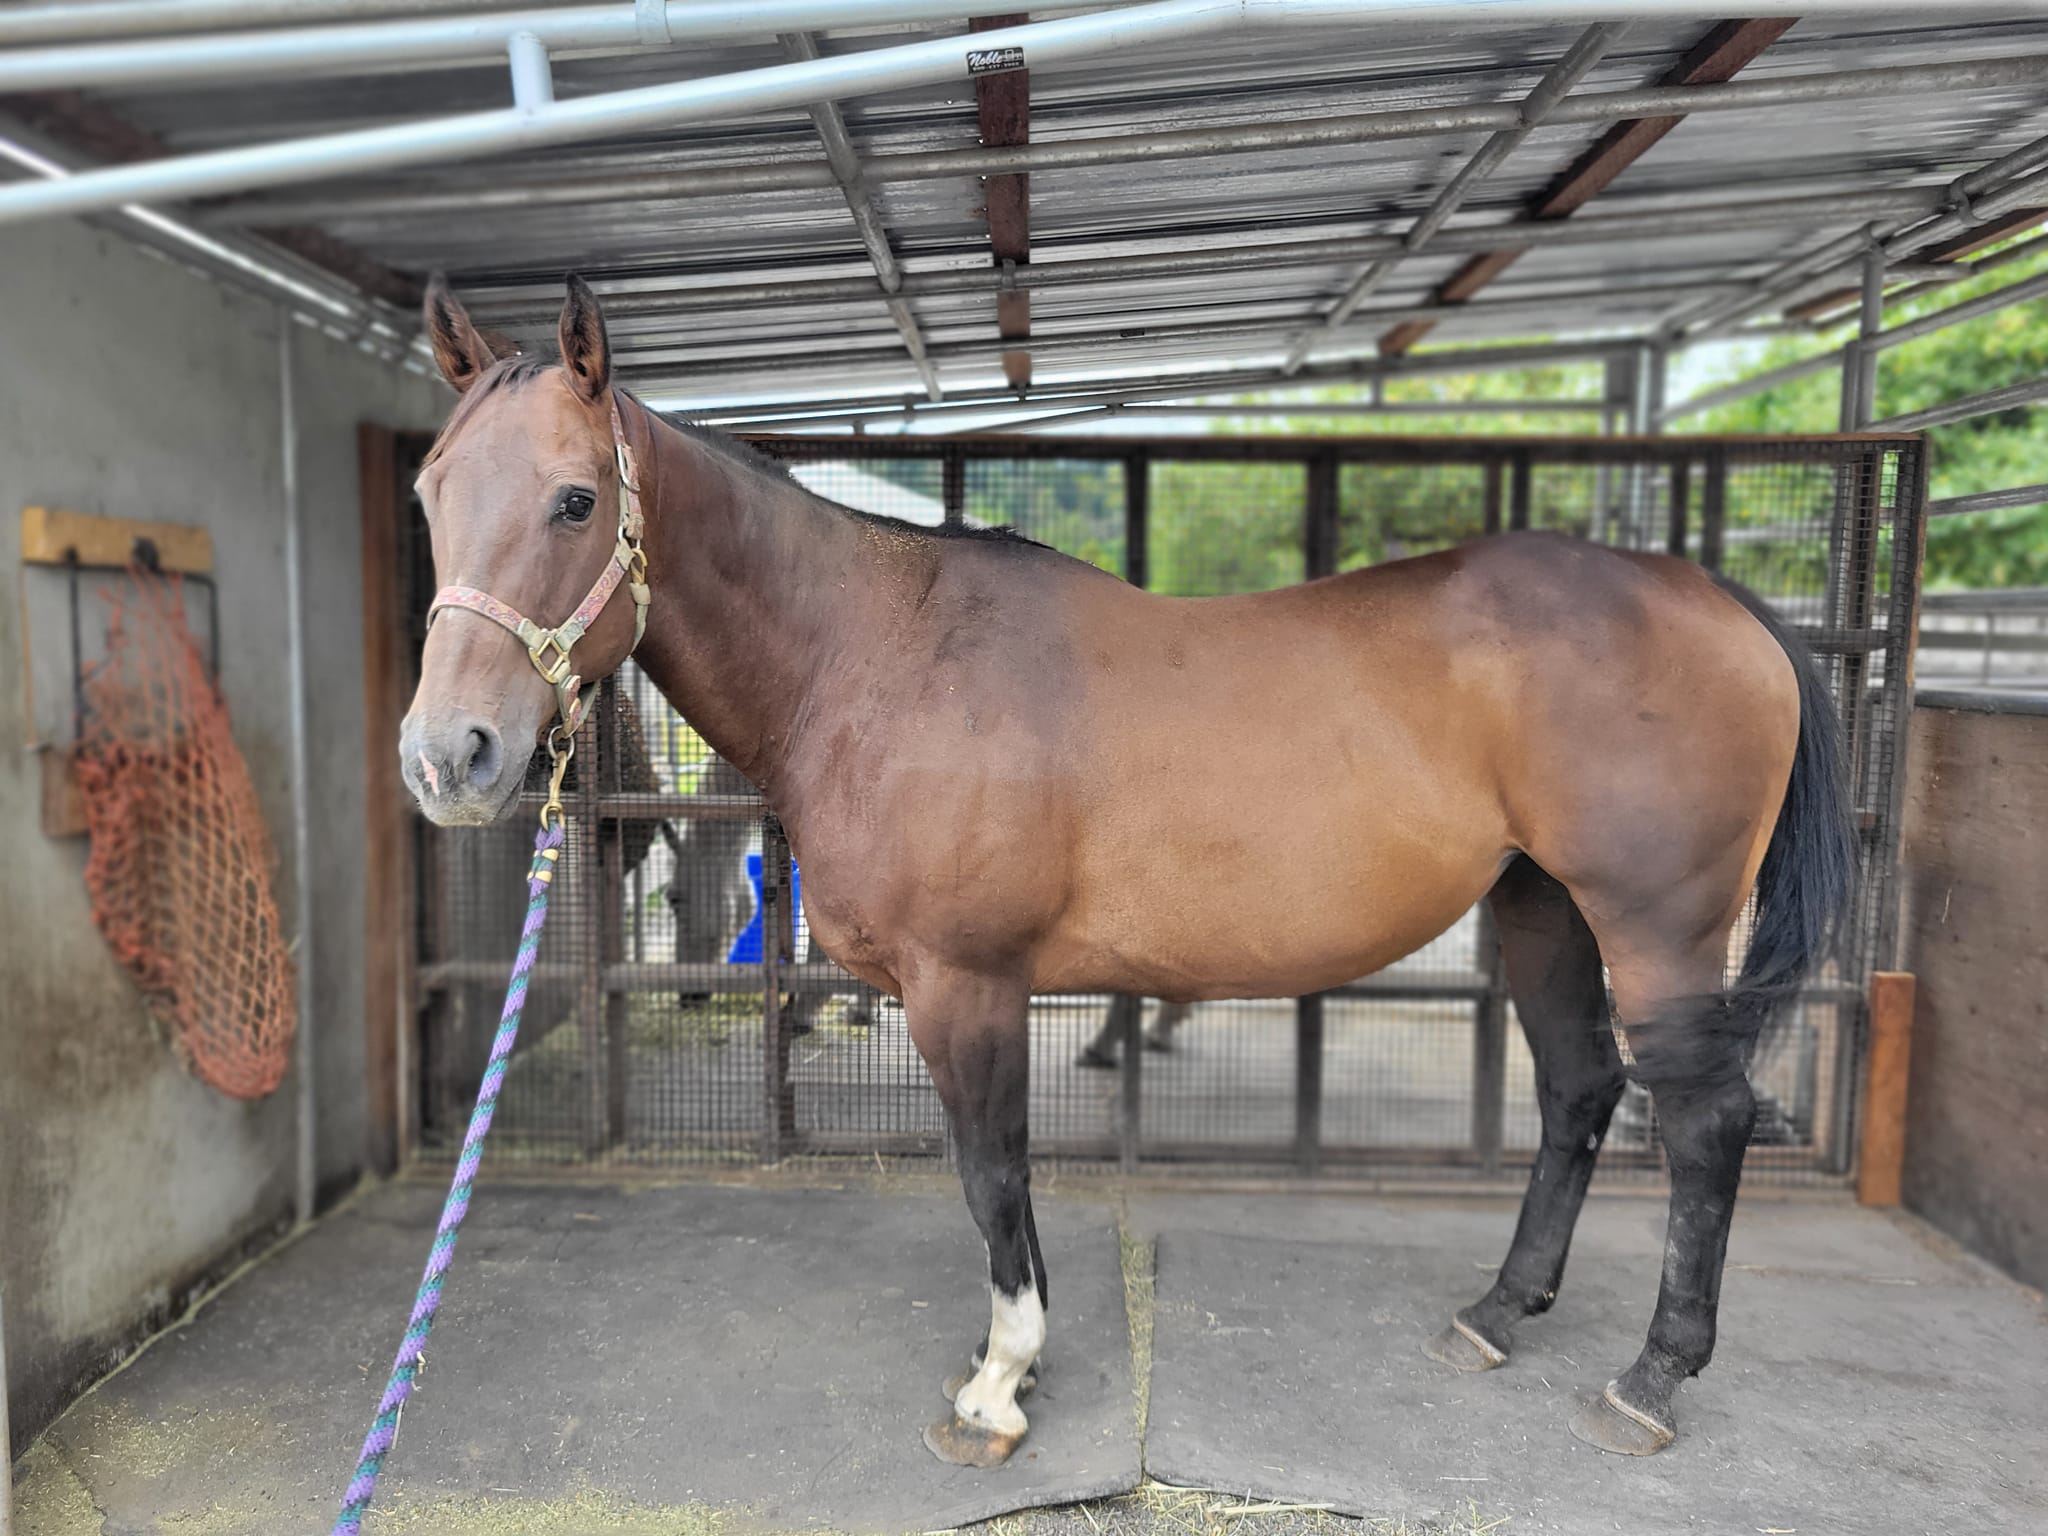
left=1043, top=777, right=1504, bottom=1000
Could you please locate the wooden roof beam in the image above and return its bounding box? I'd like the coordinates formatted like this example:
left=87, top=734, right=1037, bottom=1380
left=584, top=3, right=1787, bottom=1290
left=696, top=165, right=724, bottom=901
left=1377, top=17, right=1796, bottom=357
left=972, top=14, right=1032, bottom=391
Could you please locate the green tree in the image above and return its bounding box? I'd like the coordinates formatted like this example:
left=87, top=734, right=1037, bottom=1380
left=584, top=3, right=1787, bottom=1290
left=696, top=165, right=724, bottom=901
left=1690, top=241, right=2048, bottom=590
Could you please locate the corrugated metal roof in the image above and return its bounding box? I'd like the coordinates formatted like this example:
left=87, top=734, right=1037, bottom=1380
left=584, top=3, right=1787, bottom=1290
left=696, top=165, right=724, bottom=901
left=52, top=9, right=2048, bottom=411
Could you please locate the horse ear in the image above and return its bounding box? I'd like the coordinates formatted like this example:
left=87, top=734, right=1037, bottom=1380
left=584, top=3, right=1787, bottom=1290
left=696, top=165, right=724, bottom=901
left=423, top=272, right=498, bottom=394
left=557, top=274, right=611, bottom=403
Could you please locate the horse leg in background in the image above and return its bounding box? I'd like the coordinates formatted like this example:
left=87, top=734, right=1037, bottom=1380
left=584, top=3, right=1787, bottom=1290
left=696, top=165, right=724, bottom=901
left=910, top=969, right=1046, bottom=1467
left=1426, top=856, right=1624, bottom=1373
left=1569, top=937, right=1757, bottom=1456
left=1075, top=993, right=1140, bottom=1069
left=1145, top=998, right=1194, bottom=1052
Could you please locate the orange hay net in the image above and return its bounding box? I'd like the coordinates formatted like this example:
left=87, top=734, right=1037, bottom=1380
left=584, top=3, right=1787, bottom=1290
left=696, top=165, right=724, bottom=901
left=75, top=566, right=296, bottom=1100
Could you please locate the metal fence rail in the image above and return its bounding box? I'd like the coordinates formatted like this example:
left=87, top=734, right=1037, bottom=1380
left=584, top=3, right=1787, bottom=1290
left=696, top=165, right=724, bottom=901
left=408, top=431, right=1924, bottom=1186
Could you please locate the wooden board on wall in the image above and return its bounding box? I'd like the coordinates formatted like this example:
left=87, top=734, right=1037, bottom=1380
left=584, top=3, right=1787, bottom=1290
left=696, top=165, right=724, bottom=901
left=21, top=505, right=212, bottom=573
left=1898, top=700, right=2048, bottom=1289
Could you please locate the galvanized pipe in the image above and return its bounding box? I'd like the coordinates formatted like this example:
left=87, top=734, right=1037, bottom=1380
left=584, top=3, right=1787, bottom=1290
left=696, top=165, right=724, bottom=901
left=9, top=0, right=2048, bottom=225
left=1281, top=21, right=1621, bottom=373
left=506, top=29, right=553, bottom=111
left=1870, top=264, right=2048, bottom=353
left=628, top=278, right=1733, bottom=372
left=643, top=336, right=1637, bottom=424
left=1658, top=347, right=1845, bottom=424
left=1669, top=134, right=2048, bottom=342
left=781, top=30, right=942, bottom=402
left=0, top=0, right=1120, bottom=91
left=0, top=0, right=514, bottom=47
left=1868, top=373, right=2048, bottom=433
left=1928, top=482, right=2048, bottom=517
left=0, top=0, right=1282, bottom=223
left=281, top=317, right=318, bottom=1228
left=461, top=189, right=1939, bottom=324
left=1840, top=241, right=1885, bottom=429
left=202, top=54, right=2048, bottom=228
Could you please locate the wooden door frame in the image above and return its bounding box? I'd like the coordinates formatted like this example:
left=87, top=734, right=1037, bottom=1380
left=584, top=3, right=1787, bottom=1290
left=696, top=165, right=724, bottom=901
left=359, top=423, right=433, bottom=1172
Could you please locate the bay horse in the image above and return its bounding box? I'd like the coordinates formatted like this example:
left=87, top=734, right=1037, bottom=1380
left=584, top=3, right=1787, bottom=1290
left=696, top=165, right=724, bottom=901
left=399, top=277, right=1853, bottom=1469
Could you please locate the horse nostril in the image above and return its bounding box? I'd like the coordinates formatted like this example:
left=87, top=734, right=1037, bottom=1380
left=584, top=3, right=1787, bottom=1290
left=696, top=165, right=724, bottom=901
left=465, top=724, right=503, bottom=790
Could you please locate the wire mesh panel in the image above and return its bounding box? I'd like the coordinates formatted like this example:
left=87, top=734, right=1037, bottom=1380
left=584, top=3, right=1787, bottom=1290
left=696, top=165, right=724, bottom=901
left=404, top=432, right=1922, bottom=1186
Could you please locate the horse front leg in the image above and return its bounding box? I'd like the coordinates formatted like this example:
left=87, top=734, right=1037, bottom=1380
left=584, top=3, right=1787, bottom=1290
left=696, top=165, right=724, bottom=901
left=906, top=967, right=1045, bottom=1468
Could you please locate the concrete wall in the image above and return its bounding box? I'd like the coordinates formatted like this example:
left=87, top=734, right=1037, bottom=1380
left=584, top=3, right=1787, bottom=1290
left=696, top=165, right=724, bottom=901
left=1898, top=694, right=2048, bottom=1291
left=0, top=219, right=447, bottom=1454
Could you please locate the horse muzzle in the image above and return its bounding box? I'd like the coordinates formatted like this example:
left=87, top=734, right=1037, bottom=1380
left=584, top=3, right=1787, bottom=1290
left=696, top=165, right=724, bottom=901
left=399, top=708, right=526, bottom=826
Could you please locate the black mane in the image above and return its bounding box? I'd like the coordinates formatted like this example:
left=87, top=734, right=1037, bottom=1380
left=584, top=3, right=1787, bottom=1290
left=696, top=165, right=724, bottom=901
left=650, top=401, right=1049, bottom=551
left=434, top=364, right=1046, bottom=551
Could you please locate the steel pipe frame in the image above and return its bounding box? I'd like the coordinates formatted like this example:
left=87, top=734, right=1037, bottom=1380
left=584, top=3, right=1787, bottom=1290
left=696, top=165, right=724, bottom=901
left=0, top=0, right=1122, bottom=92
left=780, top=30, right=942, bottom=401
left=0, top=124, right=421, bottom=368
left=201, top=55, right=2048, bottom=228
left=1660, top=245, right=2048, bottom=423
left=720, top=397, right=1608, bottom=430
left=645, top=338, right=1639, bottom=429
left=0, top=0, right=516, bottom=47
left=1664, top=131, right=2048, bottom=344
left=1868, top=372, right=2048, bottom=433
left=9, top=0, right=2048, bottom=226
left=1928, top=482, right=2048, bottom=517
left=618, top=276, right=1741, bottom=376
left=1280, top=22, right=1622, bottom=374
left=457, top=189, right=1943, bottom=328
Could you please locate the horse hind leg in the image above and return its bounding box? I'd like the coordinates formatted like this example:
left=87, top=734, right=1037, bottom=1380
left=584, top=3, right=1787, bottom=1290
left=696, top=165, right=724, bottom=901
left=1425, top=856, right=1625, bottom=1374
left=906, top=969, right=1046, bottom=1468
left=1566, top=931, right=1760, bottom=1457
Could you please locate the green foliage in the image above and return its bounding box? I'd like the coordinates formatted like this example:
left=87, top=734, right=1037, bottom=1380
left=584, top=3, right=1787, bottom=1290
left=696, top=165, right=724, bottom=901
left=1691, top=241, right=2048, bottom=591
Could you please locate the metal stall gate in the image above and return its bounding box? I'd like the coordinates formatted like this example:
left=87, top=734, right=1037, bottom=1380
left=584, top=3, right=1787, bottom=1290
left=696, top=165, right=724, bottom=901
left=406, top=433, right=1924, bottom=1185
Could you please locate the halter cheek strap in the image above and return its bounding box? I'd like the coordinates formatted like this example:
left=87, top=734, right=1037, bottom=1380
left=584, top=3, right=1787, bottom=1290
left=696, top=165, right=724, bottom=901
left=427, top=394, right=651, bottom=739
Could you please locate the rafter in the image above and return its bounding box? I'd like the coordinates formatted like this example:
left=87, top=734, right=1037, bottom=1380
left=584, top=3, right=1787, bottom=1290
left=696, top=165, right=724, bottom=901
left=971, top=13, right=1033, bottom=391
left=1377, top=17, right=1796, bottom=357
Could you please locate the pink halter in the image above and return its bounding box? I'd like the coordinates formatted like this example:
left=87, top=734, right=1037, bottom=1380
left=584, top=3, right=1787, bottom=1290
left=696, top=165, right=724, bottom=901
left=427, top=394, right=651, bottom=738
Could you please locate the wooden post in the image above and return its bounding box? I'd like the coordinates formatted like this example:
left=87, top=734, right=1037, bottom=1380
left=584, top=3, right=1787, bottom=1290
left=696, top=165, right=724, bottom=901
left=1699, top=449, right=1727, bottom=573
left=1294, top=993, right=1324, bottom=1176
left=1508, top=451, right=1533, bottom=531
left=1481, top=458, right=1504, bottom=537
left=1118, top=994, right=1142, bottom=1175
left=1666, top=458, right=1691, bottom=559
left=942, top=447, right=966, bottom=529
left=1857, top=971, right=1916, bottom=1206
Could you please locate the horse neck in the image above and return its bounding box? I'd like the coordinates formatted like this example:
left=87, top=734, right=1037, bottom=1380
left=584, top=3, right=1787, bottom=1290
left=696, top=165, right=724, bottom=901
left=623, top=406, right=870, bottom=795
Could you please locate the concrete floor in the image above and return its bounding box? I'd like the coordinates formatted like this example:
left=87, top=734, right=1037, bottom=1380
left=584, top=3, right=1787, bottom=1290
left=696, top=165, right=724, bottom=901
left=12, top=1178, right=2043, bottom=1535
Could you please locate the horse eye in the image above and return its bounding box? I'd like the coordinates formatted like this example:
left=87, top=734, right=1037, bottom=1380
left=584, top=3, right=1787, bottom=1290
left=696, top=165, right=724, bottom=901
left=555, top=488, right=596, bottom=525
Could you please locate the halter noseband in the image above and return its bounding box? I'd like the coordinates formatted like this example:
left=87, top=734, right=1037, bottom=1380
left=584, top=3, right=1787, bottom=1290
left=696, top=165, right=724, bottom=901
left=426, top=393, right=651, bottom=743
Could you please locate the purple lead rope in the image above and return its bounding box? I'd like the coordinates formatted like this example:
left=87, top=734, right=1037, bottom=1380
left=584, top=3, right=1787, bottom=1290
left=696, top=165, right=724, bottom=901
left=332, top=817, right=565, bottom=1534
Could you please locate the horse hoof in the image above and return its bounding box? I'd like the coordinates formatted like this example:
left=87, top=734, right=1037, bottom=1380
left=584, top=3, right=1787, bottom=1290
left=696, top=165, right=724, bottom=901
left=1074, top=1047, right=1118, bottom=1071
left=923, top=1413, right=1023, bottom=1468
left=944, top=1365, right=1036, bottom=1403
left=1423, top=1316, right=1508, bottom=1372
left=1568, top=1381, right=1676, bottom=1456
left=1142, top=1035, right=1174, bottom=1054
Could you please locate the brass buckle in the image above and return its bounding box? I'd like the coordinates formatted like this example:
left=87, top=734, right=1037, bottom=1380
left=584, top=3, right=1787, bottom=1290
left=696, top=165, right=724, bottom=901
left=541, top=723, right=576, bottom=831
left=529, top=631, right=574, bottom=685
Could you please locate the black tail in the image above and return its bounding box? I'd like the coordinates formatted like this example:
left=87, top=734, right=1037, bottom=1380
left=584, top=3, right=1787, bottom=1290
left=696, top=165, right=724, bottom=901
left=1718, top=580, right=1858, bottom=1014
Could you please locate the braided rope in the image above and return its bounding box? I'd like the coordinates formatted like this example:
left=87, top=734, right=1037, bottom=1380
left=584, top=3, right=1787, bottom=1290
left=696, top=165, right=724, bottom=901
left=332, top=818, right=566, bottom=1534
